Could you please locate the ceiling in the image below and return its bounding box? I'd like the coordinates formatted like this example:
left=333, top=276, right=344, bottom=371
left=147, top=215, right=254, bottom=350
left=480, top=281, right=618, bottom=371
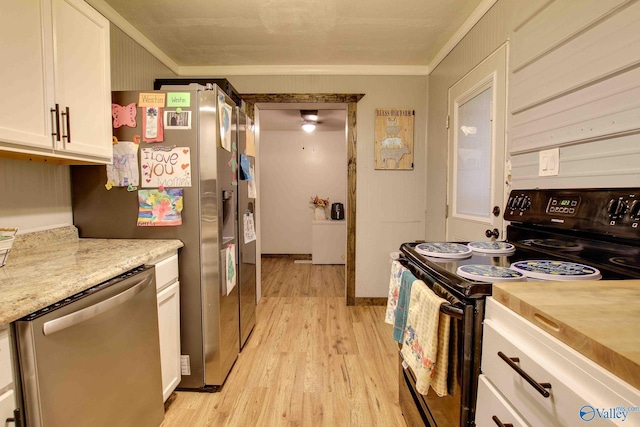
left=90, top=0, right=490, bottom=131
left=92, top=0, right=489, bottom=73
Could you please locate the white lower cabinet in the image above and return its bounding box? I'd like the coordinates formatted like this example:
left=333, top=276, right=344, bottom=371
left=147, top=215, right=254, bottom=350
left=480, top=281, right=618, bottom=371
left=478, top=298, right=640, bottom=427
left=152, top=253, right=181, bottom=402
left=476, top=375, right=528, bottom=427
left=0, top=327, right=17, bottom=424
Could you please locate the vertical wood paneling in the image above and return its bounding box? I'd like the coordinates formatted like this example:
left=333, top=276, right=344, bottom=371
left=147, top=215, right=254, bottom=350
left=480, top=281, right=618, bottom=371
left=110, top=24, right=176, bottom=91
left=0, top=158, right=72, bottom=233
left=426, top=1, right=512, bottom=240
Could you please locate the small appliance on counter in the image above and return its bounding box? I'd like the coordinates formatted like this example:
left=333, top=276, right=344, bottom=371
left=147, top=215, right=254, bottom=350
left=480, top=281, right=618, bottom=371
left=330, top=202, right=344, bottom=220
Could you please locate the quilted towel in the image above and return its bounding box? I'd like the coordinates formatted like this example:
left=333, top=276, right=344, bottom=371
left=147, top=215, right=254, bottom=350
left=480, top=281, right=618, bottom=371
left=392, top=270, right=416, bottom=343
left=400, top=280, right=450, bottom=396
left=385, top=260, right=407, bottom=325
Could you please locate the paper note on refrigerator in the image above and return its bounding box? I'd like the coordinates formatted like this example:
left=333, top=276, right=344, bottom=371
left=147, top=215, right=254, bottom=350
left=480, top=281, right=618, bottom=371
left=106, top=141, right=139, bottom=187
left=243, top=212, right=256, bottom=243
left=245, top=127, right=255, bottom=156
left=137, top=188, right=184, bottom=226
left=247, top=165, right=257, bottom=198
left=140, top=146, right=191, bottom=187
left=219, top=95, right=233, bottom=151
left=224, top=244, right=237, bottom=296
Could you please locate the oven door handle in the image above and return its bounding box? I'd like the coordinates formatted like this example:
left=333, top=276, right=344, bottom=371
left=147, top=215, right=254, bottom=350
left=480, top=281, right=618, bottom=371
left=43, top=274, right=152, bottom=336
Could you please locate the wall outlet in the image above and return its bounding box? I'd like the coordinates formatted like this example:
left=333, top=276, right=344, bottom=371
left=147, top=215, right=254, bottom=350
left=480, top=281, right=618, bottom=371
left=539, top=148, right=560, bottom=176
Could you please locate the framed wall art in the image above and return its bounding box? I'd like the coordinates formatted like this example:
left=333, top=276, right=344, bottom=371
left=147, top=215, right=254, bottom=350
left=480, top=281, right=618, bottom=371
left=374, top=109, right=414, bottom=170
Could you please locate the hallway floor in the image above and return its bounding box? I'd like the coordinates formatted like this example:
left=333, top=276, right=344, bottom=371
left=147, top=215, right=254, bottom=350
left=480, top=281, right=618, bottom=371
left=160, top=256, right=406, bottom=426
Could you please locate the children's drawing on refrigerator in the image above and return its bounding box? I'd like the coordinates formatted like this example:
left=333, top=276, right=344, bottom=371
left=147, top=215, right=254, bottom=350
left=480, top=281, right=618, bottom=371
left=137, top=188, right=184, bottom=226
left=140, top=146, right=192, bottom=187
left=106, top=140, right=140, bottom=188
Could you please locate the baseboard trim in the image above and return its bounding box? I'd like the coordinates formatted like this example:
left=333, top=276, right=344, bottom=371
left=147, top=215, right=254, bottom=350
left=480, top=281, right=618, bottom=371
left=354, top=297, right=387, bottom=306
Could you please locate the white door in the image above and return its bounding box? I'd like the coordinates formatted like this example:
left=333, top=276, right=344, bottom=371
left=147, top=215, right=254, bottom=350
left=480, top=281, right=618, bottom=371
left=447, top=44, right=507, bottom=241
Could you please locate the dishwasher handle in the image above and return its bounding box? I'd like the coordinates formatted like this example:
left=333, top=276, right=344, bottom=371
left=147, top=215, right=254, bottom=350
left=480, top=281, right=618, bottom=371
left=43, top=273, right=153, bottom=336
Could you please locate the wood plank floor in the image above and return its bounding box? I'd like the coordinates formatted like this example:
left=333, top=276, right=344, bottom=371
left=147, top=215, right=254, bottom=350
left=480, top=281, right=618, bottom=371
left=160, top=256, right=406, bottom=426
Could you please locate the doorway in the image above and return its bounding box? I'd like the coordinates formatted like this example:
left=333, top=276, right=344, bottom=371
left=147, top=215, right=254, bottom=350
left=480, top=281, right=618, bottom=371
left=446, top=44, right=508, bottom=241
left=241, top=93, right=364, bottom=305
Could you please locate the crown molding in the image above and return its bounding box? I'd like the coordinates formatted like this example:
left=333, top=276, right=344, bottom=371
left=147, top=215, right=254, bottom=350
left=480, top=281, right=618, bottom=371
left=178, top=65, right=429, bottom=76
left=428, top=0, right=498, bottom=74
left=85, top=0, right=180, bottom=74
left=87, top=0, right=496, bottom=78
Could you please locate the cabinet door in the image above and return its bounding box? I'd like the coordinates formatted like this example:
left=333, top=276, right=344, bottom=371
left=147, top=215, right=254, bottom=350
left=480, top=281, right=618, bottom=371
left=0, top=390, right=16, bottom=425
left=157, top=281, right=181, bottom=402
left=0, top=0, right=56, bottom=152
left=53, top=0, right=112, bottom=162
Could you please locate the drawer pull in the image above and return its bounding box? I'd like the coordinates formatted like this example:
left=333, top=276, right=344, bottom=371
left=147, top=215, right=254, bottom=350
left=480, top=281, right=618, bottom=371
left=498, top=351, right=551, bottom=398
left=492, top=415, right=513, bottom=427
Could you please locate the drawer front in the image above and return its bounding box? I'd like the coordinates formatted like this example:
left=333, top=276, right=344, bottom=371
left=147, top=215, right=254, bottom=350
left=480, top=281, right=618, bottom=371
left=482, top=320, right=622, bottom=426
left=152, top=253, right=179, bottom=292
left=0, top=328, right=12, bottom=389
left=476, top=375, right=528, bottom=427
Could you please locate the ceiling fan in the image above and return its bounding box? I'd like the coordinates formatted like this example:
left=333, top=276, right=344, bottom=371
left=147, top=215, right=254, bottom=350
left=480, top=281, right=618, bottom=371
left=300, top=109, right=320, bottom=132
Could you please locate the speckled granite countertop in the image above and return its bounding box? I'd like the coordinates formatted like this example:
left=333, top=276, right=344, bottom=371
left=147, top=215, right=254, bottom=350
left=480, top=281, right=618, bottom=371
left=0, top=226, right=183, bottom=325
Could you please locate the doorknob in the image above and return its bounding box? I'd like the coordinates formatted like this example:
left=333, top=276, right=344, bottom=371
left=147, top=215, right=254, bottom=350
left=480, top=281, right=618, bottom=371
left=485, top=228, right=499, bottom=239
left=492, top=206, right=501, bottom=217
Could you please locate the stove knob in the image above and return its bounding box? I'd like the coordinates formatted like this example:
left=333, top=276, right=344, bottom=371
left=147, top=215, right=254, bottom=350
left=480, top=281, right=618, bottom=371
left=630, top=200, right=640, bottom=219
left=608, top=198, right=629, bottom=217
left=519, top=196, right=531, bottom=210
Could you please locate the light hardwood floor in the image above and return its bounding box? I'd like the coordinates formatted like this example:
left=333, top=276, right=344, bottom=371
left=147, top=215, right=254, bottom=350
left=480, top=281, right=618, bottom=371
left=160, top=256, right=406, bottom=426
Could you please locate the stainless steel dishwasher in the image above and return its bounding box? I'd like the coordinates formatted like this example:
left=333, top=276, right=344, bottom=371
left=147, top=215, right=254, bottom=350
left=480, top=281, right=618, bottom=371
left=14, top=266, right=164, bottom=427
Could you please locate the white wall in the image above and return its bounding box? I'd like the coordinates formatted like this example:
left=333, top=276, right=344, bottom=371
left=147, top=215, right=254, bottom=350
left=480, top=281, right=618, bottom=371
left=260, top=129, right=347, bottom=254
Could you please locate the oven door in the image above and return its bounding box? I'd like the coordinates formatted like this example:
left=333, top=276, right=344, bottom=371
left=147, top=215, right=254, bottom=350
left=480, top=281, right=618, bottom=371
left=397, top=257, right=483, bottom=427
left=398, top=318, right=465, bottom=427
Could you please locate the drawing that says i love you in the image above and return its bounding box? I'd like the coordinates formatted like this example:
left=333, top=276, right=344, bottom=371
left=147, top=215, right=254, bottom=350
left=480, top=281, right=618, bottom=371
left=140, top=146, right=192, bottom=188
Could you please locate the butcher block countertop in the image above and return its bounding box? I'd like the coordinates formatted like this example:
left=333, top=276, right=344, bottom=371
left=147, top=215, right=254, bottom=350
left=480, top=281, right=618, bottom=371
left=492, top=280, right=640, bottom=391
left=0, top=226, right=183, bottom=326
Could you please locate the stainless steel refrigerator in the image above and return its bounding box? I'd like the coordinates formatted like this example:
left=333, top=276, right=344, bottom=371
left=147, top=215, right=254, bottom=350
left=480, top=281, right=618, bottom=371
left=71, top=84, right=241, bottom=391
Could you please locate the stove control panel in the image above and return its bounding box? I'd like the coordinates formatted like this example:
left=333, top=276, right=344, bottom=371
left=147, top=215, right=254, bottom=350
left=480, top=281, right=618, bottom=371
left=504, top=188, right=640, bottom=240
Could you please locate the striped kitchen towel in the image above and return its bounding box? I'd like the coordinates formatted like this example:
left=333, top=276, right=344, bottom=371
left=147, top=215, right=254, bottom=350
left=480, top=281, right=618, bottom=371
left=385, top=260, right=407, bottom=325
left=392, top=269, right=416, bottom=343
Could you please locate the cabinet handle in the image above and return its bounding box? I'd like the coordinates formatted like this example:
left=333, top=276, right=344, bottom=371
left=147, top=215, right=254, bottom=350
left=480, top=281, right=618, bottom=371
left=492, top=415, right=513, bottom=427
left=6, top=408, right=22, bottom=425
left=498, top=351, right=551, bottom=398
left=61, top=106, right=71, bottom=143
left=50, top=104, right=61, bottom=142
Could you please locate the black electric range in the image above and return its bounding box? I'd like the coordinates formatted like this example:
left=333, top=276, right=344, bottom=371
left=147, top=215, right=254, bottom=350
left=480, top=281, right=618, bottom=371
left=397, top=188, right=640, bottom=427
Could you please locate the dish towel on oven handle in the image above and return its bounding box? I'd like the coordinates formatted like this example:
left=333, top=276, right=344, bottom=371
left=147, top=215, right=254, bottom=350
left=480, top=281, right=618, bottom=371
left=385, top=260, right=407, bottom=325
left=392, top=270, right=415, bottom=343
left=400, top=279, right=451, bottom=396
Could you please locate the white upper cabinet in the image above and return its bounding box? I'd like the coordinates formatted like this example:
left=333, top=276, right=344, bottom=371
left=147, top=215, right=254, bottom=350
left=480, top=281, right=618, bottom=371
left=0, top=0, right=112, bottom=164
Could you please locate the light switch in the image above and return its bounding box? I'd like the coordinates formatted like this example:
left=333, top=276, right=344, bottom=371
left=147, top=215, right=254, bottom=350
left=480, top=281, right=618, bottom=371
left=539, top=148, right=560, bottom=176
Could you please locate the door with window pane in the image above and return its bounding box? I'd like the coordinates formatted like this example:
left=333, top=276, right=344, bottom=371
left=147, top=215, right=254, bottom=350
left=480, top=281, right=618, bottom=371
left=447, top=45, right=507, bottom=241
